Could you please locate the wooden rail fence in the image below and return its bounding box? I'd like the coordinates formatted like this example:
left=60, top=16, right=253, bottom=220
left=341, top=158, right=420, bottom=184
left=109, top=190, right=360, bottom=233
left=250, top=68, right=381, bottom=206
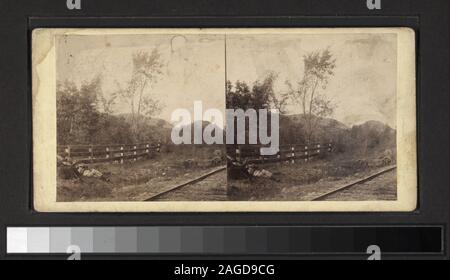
left=57, top=143, right=161, bottom=164
left=230, top=143, right=333, bottom=165
left=58, top=143, right=332, bottom=165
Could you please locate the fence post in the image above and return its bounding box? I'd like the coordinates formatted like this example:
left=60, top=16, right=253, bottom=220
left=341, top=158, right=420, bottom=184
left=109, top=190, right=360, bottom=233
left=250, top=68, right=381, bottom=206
left=65, top=146, right=71, bottom=159
left=106, top=147, right=110, bottom=159
left=328, top=143, right=332, bottom=153
left=134, top=145, right=137, bottom=161
left=317, top=144, right=321, bottom=154
left=291, top=146, right=295, bottom=164
left=157, top=143, right=161, bottom=153
left=89, top=145, right=94, bottom=163
left=305, top=145, right=309, bottom=163
left=120, top=146, right=124, bottom=164
left=146, top=144, right=150, bottom=157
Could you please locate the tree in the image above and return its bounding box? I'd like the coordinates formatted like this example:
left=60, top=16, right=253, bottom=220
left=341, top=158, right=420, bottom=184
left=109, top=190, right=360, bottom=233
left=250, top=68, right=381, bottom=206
left=94, top=75, right=118, bottom=115
left=57, top=78, right=101, bottom=145
left=226, top=73, right=286, bottom=112
left=226, top=73, right=284, bottom=145
left=287, top=49, right=336, bottom=143
left=116, top=49, right=164, bottom=142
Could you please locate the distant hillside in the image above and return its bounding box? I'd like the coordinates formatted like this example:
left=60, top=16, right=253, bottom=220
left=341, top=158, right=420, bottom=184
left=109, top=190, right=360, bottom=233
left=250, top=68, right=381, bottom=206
left=116, top=114, right=172, bottom=129
left=113, top=114, right=174, bottom=143
left=285, top=114, right=349, bottom=131
left=353, top=120, right=396, bottom=135
left=177, top=120, right=225, bottom=144
left=146, top=118, right=173, bottom=130
left=279, top=114, right=349, bottom=145
left=116, top=112, right=396, bottom=156
left=348, top=120, right=396, bottom=154
left=279, top=114, right=396, bottom=155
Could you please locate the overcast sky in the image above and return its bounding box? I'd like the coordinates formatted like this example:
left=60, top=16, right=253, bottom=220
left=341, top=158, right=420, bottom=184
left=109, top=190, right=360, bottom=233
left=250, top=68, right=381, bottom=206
left=57, top=32, right=397, bottom=128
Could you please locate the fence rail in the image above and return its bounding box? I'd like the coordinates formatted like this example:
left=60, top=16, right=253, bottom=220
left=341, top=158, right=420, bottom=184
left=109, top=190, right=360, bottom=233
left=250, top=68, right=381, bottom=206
left=58, top=142, right=332, bottom=165
left=57, top=143, right=161, bottom=164
left=231, top=143, right=333, bottom=165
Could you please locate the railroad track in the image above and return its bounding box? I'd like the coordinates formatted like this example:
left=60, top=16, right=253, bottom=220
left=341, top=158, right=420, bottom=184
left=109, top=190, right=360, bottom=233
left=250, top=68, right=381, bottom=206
left=144, top=166, right=227, bottom=201
left=311, top=165, right=397, bottom=201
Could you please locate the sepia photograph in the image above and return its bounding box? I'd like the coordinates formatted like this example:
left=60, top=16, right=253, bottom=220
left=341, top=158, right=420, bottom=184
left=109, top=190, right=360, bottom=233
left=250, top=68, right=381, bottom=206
left=32, top=28, right=417, bottom=212
left=225, top=33, right=399, bottom=202
left=54, top=33, right=227, bottom=202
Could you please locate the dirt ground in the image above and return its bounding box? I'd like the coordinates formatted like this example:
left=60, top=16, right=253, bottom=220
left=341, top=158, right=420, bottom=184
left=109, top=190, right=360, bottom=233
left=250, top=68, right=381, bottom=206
left=227, top=153, right=397, bottom=201
left=320, top=169, right=396, bottom=201
left=58, top=150, right=396, bottom=202
left=57, top=150, right=226, bottom=202
left=152, top=170, right=227, bottom=201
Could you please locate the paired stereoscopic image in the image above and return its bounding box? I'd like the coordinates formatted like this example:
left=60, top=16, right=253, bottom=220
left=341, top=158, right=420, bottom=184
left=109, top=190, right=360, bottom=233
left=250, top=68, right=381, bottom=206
left=32, top=28, right=417, bottom=212
left=55, top=34, right=227, bottom=202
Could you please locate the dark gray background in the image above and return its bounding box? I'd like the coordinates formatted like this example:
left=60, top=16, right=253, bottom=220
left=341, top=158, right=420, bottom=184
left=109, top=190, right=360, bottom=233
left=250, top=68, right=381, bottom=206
left=0, top=0, right=448, bottom=260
